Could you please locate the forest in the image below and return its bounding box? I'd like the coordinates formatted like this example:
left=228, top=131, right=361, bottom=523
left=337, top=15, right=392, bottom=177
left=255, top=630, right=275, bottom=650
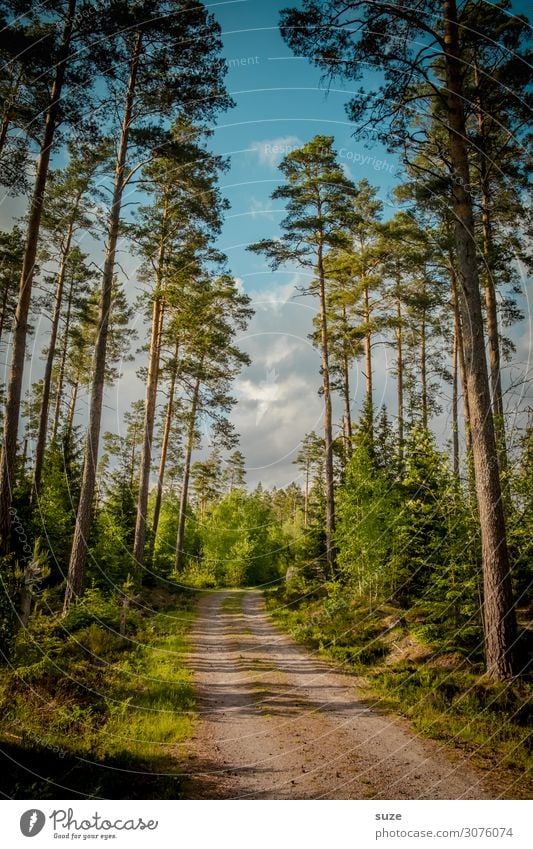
left=0, top=0, right=531, bottom=801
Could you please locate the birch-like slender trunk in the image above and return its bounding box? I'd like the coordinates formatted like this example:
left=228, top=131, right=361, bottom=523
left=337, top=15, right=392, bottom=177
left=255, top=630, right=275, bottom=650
left=174, top=373, right=200, bottom=574
left=51, top=269, right=75, bottom=442
left=395, top=268, right=404, bottom=459
left=452, top=310, right=460, bottom=478
left=65, top=378, right=79, bottom=446
left=363, top=282, right=373, bottom=441
left=420, top=301, right=428, bottom=430
left=341, top=304, right=352, bottom=459
left=32, top=221, right=75, bottom=499
left=152, top=339, right=179, bottom=542
left=132, top=237, right=166, bottom=574
left=473, top=62, right=507, bottom=473
left=317, top=239, right=336, bottom=577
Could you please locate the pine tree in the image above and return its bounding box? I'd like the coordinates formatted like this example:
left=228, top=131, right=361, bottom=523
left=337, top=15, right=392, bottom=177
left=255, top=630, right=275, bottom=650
left=224, top=450, right=246, bottom=493
left=250, top=136, right=356, bottom=577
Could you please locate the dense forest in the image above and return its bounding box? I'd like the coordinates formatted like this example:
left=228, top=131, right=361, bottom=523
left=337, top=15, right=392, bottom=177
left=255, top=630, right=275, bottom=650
left=0, top=0, right=531, bottom=800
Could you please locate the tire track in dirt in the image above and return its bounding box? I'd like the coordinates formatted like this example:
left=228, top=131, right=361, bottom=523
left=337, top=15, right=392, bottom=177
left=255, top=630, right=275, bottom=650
left=184, top=590, right=490, bottom=800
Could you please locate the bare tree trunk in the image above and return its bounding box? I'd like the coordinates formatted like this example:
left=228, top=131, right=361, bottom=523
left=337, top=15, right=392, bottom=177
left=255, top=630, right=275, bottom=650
left=152, top=339, right=179, bottom=542
left=19, top=438, right=28, bottom=479
left=481, top=190, right=507, bottom=472
left=450, top=250, right=473, bottom=463
left=452, top=309, right=460, bottom=478
left=132, top=253, right=166, bottom=573
left=443, top=0, right=516, bottom=680
left=341, top=304, right=352, bottom=459
left=51, top=272, right=75, bottom=442
left=64, top=31, right=143, bottom=610
left=65, top=378, right=79, bottom=446
left=473, top=63, right=507, bottom=473
left=317, top=241, right=336, bottom=577
left=420, top=303, right=428, bottom=429
left=395, top=268, right=404, bottom=459
left=363, top=283, right=373, bottom=441
left=303, top=460, right=309, bottom=528
left=0, top=0, right=76, bottom=555
left=174, top=374, right=200, bottom=574
left=32, top=223, right=75, bottom=499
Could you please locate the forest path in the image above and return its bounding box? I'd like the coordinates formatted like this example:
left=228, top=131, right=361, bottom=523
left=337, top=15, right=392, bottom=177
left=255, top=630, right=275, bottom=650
left=184, top=590, right=490, bottom=800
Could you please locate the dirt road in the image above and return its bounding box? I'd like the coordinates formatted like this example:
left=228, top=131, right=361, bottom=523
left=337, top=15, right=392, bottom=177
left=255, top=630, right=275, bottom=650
left=184, top=590, right=490, bottom=799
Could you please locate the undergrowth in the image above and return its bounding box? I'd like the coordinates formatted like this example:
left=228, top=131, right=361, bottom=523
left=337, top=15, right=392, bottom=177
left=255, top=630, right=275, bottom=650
left=0, top=585, right=198, bottom=799
left=265, top=580, right=533, bottom=798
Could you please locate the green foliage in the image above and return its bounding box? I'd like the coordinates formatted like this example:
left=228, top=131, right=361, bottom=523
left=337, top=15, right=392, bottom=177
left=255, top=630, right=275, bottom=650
left=508, top=423, right=533, bottom=604
left=0, top=588, right=196, bottom=798
left=33, top=435, right=81, bottom=581
left=336, top=437, right=397, bottom=599
left=0, top=555, right=20, bottom=660
left=60, top=586, right=138, bottom=636
left=200, top=490, right=285, bottom=586
left=153, top=493, right=202, bottom=579
left=335, top=419, right=482, bottom=647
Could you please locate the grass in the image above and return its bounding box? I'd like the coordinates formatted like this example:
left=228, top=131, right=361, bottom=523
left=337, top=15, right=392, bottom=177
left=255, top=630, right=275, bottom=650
left=265, top=582, right=533, bottom=799
left=0, top=586, right=198, bottom=798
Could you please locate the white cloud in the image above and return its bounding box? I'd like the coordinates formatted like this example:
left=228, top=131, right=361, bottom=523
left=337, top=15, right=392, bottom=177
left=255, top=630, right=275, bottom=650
left=249, top=279, right=297, bottom=312
left=250, top=135, right=303, bottom=169
left=248, top=196, right=277, bottom=221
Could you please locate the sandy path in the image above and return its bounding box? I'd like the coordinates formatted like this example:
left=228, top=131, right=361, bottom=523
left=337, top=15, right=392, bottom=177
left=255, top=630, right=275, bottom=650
left=184, top=590, right=489, bottom=800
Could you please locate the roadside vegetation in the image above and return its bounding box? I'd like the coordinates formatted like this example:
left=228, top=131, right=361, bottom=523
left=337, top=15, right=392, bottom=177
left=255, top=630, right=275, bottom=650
left=0, top=587, right=196, bottom=798
left=265, top=580, right=532, bottom=799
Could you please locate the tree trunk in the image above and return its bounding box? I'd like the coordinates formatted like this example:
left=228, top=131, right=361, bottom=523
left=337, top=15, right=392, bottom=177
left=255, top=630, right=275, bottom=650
left=152, top=339, right=179, bottom=542
left=317, top=242, right=336, bottom=577
left=63, top=30, right=143, bottom=610
left=0, top=0, right=76, bottom=555
left=303, top=460, right=309, bottom=528
left=341, top=304, right=352, bottom=459
left=450, top=248, right=473, bottom=463
left=174, top=374, right=200, bottom=574
left=65, top=378, right=79, bottom=446
left=132, top=259, right=166, bottom=574
left=395, top=268, right=404, bottom=458
left=452, top=308, right=460, bottom=478
left=32, top=223, right=75, bottom=499
left=363, top=282, right=373, bottom=440
left=474, top=62, right=507, bottom=473
left=443, top=0, right=516, bottom=680
left=481, top=187, right=507, bottom=472
left=420, top=302, right=428, bottom=429
left=51, top=272, right=75, bottom=442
